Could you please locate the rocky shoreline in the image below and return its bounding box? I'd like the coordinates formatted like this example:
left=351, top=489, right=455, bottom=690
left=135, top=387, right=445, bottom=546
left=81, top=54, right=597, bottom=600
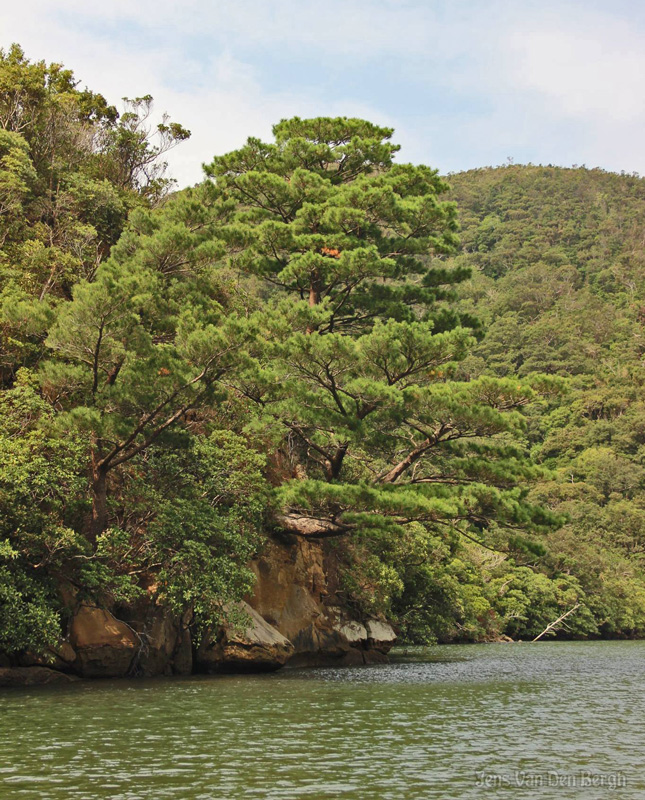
left=0, top=536, right=397, bottom=687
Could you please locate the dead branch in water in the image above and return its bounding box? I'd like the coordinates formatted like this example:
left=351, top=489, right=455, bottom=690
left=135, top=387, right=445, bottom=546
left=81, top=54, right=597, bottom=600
left=532, top=603, right=581, bottom=642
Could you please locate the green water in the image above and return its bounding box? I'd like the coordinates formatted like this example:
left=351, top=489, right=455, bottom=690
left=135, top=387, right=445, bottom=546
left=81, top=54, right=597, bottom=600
left=1, top=641, right=643, bottom=799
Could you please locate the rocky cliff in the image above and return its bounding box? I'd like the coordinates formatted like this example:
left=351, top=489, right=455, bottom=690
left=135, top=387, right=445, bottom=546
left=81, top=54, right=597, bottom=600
left=248, top=536, right=396, bottom=666
left=1, top=534, right=396, bottom=685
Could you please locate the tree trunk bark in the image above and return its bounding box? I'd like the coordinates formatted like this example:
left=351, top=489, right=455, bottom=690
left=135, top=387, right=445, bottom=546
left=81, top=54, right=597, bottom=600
left=327, top=443, right=348, bottom=480
left=306, top=271, right=321, bottom=334
left=377, top=438, right=432, bottom=484
left=89, top=462, right=109, bottom=548
left=532, top=604, right=580, bottom=642
left=308, top=273, right=321, bottom=307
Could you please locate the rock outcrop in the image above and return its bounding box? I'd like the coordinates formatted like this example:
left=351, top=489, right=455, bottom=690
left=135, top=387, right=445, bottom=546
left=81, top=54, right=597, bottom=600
left=69, top=605, right=141, bottom=678
left=366, top=619, right=398, bottom=650
left=0, top=667, right=79, bottom=687
left=2, top=534, right=397, bottom=683
left=122, top=604, right=192, bottom=677
left=195, top=601, right=294, bottom=672
left=17, top=641, right=77, bottom=673
left=248, top=536, right=397, bottom=666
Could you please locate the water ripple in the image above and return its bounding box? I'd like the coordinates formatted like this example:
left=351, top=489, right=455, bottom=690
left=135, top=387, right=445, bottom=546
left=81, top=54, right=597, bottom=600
left=1, top=641, right=644, bottom=799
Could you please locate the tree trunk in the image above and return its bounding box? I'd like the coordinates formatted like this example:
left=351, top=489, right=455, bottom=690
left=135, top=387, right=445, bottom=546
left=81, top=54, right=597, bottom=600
left=306, top=271, right=321, bottom=334
left=89, top=462, right=108, bottom=548
left=308, top=272, right=321, bottom=307
left=377, top=438, right=432, bottom=484
left=327, top=443, right=348, bottom=480
left=532, top=604, right=581, bottom=642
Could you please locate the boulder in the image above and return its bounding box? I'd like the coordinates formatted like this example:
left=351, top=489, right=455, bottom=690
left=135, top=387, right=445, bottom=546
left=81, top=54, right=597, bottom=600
left=337, top=620, right=368, bottom=643
left=18, top=641, right=77, bottom=672
left=363, top=649, right=389, bottom=665
left=324, top=615, right=397, bottom=663
left=366, top=619, right=397, bottom=652
left=290, top=621, right=349, bottom=657
left=69, top=605, right=140, bottom=678
left=110, top=602, right=194, bottom=676
left=196, top=601, right=294, bottom=673
left=0, top=667, right=79, bottom=688
left=127, top=605, right=180, bottom=677
left=338, top=648, right=366, bottom=666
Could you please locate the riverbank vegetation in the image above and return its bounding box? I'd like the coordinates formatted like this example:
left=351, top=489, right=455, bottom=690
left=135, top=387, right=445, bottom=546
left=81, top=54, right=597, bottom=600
left=2, top=45, right=645, bottom=657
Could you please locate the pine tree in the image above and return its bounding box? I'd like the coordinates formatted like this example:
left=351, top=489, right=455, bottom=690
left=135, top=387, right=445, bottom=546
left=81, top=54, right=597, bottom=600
left=205, top=116, right=473, bottom=334
left=206, top=118, right=557, bottom=550
left=42, top=184, right=255, bottom=545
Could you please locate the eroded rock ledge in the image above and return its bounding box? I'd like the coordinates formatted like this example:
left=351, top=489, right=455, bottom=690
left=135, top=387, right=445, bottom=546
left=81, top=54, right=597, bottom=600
left=0, top=667, right=80, bottom=688
left=196, top=601, right=295, bottom=673
left=1, top=536, right=396, bottom=685
left=247, top=536, right=397, bottom=667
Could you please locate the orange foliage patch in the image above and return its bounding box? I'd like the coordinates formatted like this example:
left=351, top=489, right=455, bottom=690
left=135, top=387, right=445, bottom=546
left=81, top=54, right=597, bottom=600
left=320, top=246, right=341, bottom=258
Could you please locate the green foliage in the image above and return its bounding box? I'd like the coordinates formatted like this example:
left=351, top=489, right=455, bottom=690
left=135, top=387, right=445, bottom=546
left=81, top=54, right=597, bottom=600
left=0, top=46, right=270, bottom=657
left=93, top=95, right=190, bottom=201
left=434, top=165, right=645, bottom=641
left=90, top=431, right=269, bottom=637
left=149, top=432, right=267, bottom=634
left=309, top=165, right=645, bottom=643
left=4, top=47, right=645, bottom=661
left=205, top=116, right=466, bottom=332
left=199, top=121, right=565, bottom=640
left=0, top=45, right=189, bottom=385
left=0, top=377, right=88, bottom=652
left=0, top=552, right=61, bottom=655
left=0, top=373, right=269, bottom=652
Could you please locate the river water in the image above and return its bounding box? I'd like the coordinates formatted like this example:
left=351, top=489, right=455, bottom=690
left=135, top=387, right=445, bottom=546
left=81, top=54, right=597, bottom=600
left=0, top=640, right=643, bottom=799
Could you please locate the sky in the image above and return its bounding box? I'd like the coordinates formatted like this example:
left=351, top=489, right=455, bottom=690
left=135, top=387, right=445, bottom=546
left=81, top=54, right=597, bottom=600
left=2, top=0, right=644, bottom=187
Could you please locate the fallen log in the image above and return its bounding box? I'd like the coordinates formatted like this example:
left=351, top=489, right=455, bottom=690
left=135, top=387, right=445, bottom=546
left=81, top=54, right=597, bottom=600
left=532, top=603, right=581, bottom=642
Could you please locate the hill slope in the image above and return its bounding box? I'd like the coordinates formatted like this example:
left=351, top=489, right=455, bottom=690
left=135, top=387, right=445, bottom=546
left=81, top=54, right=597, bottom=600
left=419, top=166, right=645, bottom=640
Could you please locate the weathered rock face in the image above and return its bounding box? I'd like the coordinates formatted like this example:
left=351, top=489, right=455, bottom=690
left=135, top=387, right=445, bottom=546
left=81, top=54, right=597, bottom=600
left=329, top=611, right=397, bottom=665
left=2, top=535, right=396, bottom=683
left=17, top=641, right=77, bottom=673
left=195, top=601, right=294, bottom=673
left=366, top=619, right=398, bottom=650
left=248, top=536, right=397, bottom=666
left=172, top=623, right=193, bottom=676
left=69, top=605, right=141, bottom=678
left=0, top=667, right=79, bottom=687
left=121, top=604, right=192, bottom=677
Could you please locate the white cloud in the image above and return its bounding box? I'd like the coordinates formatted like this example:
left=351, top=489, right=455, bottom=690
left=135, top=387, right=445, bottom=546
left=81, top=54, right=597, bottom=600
left=1, top=0, right=644, bottom=181
left=509, top=10, right=645, bottom=122
left=0, top=0, right=406, bottom=185
left=501, top=6, right=645, bottom=173
left=44, top=0, right=449, bottom=59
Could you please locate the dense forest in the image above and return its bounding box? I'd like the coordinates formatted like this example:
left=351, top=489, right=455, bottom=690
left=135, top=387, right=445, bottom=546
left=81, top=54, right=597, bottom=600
left=2, top=44, right=645, bottom=663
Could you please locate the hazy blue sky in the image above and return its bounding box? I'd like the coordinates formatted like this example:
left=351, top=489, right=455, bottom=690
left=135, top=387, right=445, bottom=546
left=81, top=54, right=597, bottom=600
left=2, top=0, right=644, bottom=186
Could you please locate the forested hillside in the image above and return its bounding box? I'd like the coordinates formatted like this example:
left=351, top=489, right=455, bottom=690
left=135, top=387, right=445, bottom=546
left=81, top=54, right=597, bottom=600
left=436, top=166, right=645, bottom=640
left=2, top=45, right=645, bottom=666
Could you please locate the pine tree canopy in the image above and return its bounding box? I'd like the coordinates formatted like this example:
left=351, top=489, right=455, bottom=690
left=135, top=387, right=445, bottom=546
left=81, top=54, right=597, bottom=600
left=204, top=116, right=470, bottom=334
